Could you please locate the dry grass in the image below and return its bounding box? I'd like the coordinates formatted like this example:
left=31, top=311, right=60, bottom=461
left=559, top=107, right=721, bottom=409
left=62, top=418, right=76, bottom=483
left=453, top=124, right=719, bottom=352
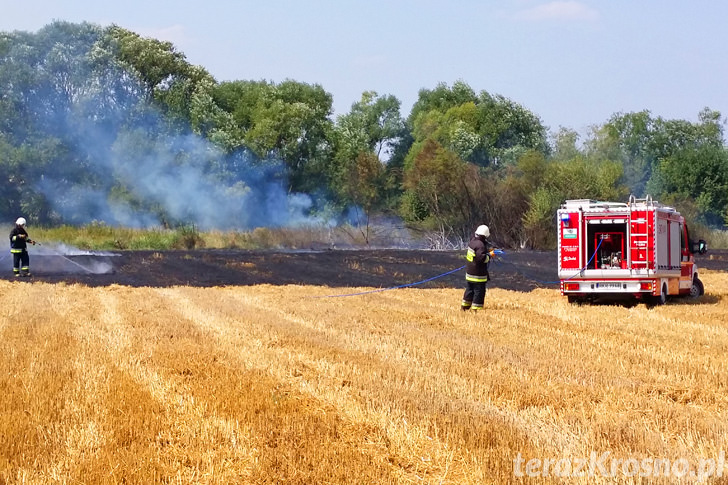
left=1, top=272, right=728, bottom=483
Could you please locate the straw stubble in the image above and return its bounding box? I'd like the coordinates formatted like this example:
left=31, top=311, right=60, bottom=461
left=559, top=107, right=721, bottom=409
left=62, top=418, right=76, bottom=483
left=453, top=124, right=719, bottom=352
left=0, top=272, right=727, bottom=483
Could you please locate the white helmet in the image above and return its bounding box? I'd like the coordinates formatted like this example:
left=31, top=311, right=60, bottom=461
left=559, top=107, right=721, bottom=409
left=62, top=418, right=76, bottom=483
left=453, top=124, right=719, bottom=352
left=475, top=224, right=490, bottom=237
left=15, top=217, right=26, bottom=226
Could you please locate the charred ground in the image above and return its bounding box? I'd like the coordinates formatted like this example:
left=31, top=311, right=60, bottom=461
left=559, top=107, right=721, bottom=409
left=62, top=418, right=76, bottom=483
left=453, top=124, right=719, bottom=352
left=2, top=248, right=726, bottom=291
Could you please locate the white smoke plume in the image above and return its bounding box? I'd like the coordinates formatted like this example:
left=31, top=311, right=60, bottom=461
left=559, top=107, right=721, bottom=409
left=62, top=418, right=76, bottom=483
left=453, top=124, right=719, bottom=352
left=37, top=118, right=320, bottom=230
left=0, top=242, right=116, bottom=275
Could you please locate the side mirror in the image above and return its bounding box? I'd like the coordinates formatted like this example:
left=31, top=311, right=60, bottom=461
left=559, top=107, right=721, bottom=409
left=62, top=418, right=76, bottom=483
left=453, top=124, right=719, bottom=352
left=698, top=239, right=708, bottom=254
left=691, top=239, right=708, bottom=254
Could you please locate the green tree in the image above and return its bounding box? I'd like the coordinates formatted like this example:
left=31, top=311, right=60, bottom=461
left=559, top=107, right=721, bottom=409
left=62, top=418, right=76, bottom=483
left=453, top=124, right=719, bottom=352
left=213, top=79, right=334, bottom=193
left=402, top=139, right=478, bottom=243
left=338, top=152, right=386, bottom=244
left=334, top=91, right=404, bottom=160
left=587, top=108, right=725, bottom=199
left=106, top=25, right=223, bottom=136
left=523, top=157, right=628, bottom=248
left=650, top=144, right=728, bottom=224
left=107, top=26, right=192, bottom=102
left=186, top=73, right=242, bottom=151
left=550, top=127, right=582, bottom=162
left=408, top=80, right=477, bottom=124
left=0, top=21, right=112, bottom=222
left=475, top=91, right=549, bottom=165
left=586, top=111, right=654, bottom=196
left=405, top=81, right=548, bottom=169
left=400, top=82, right=548, bottom=247
left=331, top=91, right=405, bottom=212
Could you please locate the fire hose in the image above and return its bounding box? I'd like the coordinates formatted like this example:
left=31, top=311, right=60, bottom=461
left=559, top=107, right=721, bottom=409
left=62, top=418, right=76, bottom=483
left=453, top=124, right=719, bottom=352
left=312, top=249, right=506, bottom=298
left=493, top=239, right=603, bottom=285
left=311, top=265, right=467, bottom=298
left=313, top=243, right=603, bottom=298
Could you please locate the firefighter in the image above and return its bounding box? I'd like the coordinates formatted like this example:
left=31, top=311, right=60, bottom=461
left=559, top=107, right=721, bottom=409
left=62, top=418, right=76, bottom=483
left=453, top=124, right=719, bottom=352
left=461, top=224, right=495, bottom=311
left=9, top=217, right=35, bottom=277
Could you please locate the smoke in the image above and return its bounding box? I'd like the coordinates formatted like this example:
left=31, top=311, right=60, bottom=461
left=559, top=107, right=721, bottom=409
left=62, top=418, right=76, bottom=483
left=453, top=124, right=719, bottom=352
left=5, top=30, right=321, bottom=230
left=0, top=243, right=117, bottom=275
left=35, top=109, right=321, bottom=230
left=3, top=24, right=329, bottom=232
left=36, top=243, right=118, bottom=257
left=1, top=25, right=430, bottom=254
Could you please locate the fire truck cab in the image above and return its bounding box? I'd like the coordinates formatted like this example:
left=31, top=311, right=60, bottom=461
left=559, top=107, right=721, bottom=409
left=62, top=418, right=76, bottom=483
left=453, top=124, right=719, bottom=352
left=558, top=196, right=707, bottom=305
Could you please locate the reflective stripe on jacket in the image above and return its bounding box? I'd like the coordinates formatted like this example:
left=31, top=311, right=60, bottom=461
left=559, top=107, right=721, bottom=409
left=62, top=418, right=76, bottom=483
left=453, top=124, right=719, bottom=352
left=465, top=235, right=490, bottom=282
left=9, top=226, right=29, bottom=252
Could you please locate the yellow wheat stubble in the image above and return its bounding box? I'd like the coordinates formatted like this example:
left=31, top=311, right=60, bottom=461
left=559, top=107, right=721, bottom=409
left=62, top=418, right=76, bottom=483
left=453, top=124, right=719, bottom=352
left=0, top=271, right=726, bottom=483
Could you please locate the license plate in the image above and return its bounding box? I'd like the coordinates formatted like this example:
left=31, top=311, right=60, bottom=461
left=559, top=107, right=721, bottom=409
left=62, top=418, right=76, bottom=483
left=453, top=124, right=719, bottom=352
left=596, top=282, right=621, bottom=289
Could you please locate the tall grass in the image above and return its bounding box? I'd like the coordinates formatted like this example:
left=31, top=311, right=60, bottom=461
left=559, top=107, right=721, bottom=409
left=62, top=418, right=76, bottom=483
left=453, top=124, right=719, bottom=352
left=17, top=222, right=728, bottom=251
left=20, top=223, right=375, bottom=251
left=706, top=229, right=728, bottom=249
left=26, top=223, right=192, bottom=250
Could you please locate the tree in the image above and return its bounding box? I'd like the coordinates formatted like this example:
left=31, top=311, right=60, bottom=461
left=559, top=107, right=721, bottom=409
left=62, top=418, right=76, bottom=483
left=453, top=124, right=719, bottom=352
left=334, top=91, right=404, bottom=161
left=405, top=81, right=548, bottom=170
left=550, top=127, right=581, bottom=162
left=0, top=22, right=304, bottom=228
left=649, top=144, right=728, bottom=225
left=522, top=156, right=628, bottom=248
left=107, top=26, right=192, bottom=103
left=0, top=21, right=112, bottom=222
left=587, top=108, right=726, bottom=199
left=186, top=72, right=243, bottom=152
left=332, top=92, right=403, bottom=188
left=213, top=79, right=335, bottom=193
left=408, top=80, right=477, bottom=125
left=475, top=91, right=549, bottom=165
left=399, top=82, right=549, bottom=247
left=330, top=92, right=405, bottom=239
left=585, top=111, right=655, bottom=197
left=338, top=152, right=386, bottom=244
left=402, top=139, right=476, bottom=243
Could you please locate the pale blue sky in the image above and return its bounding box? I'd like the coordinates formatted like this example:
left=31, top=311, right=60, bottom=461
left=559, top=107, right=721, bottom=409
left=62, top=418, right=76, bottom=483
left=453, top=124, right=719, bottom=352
left=2, top=1, right=727, bottom=135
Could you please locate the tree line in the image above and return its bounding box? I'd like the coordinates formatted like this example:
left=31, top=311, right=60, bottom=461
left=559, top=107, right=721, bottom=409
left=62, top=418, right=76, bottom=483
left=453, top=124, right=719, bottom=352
left=1, top=21, right=726, bottom=248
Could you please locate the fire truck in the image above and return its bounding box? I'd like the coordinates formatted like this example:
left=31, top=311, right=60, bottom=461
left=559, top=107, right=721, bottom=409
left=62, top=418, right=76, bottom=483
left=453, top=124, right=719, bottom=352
left=558, top=195, right=707, bottom=305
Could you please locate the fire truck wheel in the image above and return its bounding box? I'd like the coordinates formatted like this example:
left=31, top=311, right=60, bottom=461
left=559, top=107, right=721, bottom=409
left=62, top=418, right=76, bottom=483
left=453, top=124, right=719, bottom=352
left=689, top=277, right=704, bottom=298
left=649, top=284, right=668, bottom=307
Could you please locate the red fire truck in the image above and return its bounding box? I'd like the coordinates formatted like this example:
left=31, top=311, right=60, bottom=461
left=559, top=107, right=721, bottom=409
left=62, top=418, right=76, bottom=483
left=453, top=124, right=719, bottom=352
left=558, top=196, right=707, bottom=305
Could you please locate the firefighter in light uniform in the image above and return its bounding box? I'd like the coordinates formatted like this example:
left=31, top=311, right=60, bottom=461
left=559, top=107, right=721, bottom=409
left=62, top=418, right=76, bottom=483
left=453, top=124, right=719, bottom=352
left=9, top=217, right=35, bottom=277
left=462, top=224, right=495, bottom=311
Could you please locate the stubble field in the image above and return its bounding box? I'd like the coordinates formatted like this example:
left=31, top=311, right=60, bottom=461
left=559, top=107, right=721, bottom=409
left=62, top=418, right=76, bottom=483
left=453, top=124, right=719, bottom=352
left=1, top=250, right=727, bottom=484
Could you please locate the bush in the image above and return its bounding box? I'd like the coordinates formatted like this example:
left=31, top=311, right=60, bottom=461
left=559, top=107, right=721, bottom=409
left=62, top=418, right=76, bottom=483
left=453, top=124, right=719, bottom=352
left=172, top=225, right=204, bottom=250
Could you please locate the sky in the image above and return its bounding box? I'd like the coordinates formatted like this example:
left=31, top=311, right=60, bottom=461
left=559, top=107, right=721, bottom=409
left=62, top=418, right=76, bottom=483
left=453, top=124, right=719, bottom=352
left=2, top=0, right=727, bottom=135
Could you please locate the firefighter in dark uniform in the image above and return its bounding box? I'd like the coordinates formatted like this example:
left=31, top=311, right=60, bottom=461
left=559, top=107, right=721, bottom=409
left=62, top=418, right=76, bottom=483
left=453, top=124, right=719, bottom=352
left=10, top=217, right=35, bottom=277
left=462, top=224, right=495, bottom=311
